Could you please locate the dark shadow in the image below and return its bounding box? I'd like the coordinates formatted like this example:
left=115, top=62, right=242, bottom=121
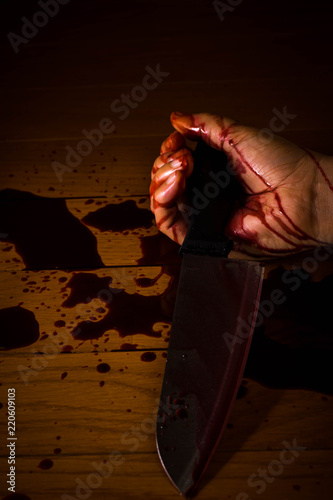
left=194, top=263, right=333, bottom=497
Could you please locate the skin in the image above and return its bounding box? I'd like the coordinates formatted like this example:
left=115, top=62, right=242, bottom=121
left=150, top=112, right=333, bottom=257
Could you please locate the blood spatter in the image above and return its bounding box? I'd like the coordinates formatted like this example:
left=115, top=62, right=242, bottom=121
left=140, top=352, right=156, bottom=362
left=61, top=345, right=73, bottom=352
left=75, top=292, right=168, bottom=340
left=53, top=448, right=61, bottom=454
left=120, top=343, right=138, bottom=351
left=135, top=277, right=155, bottom=288
left=97, top=363, right=110, bottom=373
left=54, top=320, right=66, bottom=328
left=61, top=273, right=112, bottom=308
left=82, top=199, right=154, bottom=232
left=62, top=273, right=171, bottom=341
left=99, top=381, right=105, bottom=387
left=0, top=189, right=104, bottom=269
left=38, top=459, right=53, bottom=470
left=175, top=408, right=188, bottom=420
left=135, top=269, right=163, bottom=288
left=0, top=306, right=39, bottom=350
left=60, top=372, right=68, bottom=380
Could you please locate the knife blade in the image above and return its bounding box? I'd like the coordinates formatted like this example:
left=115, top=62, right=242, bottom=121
left=156, top=140, right=264, bottom=497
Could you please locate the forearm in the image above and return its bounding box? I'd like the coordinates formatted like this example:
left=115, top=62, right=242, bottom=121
left=312, top=152, right=333, bottom=244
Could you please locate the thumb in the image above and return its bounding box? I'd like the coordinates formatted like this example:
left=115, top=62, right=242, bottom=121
left=170, top=111, right=271, bottom=195
left=170, top=111, right=238, bottom=152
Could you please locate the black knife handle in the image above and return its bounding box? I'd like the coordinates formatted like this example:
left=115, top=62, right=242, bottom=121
left=180, top=140, right=240, bottom=257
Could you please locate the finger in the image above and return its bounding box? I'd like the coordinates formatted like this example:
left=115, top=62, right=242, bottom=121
left=150, top=160, right=188, bottom=214
left=152, top=148, right=193, bottom=178
left=153, top=170, right=186, bottom=208
left=160, top=130, right=187, bottom=154
left=150, top=159, right=183, bottom=202
left=152, top=171, right=188, bottom=244
left=154, top=204, right=188, bottom=245
left=152, top=153, right=194, bottom=188
left=170, top=111, right=238, bottom=152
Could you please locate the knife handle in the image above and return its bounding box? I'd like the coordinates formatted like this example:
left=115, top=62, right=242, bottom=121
left=180, top=140, right=240, bottom=257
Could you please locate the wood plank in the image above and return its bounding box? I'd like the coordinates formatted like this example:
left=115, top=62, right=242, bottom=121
left=2, top=0, right=332, bottom=90
left=0, top=267, right=178, bottom=352
left=1, top=77, right=333, bottom=142
left=1, top=130, right=333, bottom=201
left=0, top=136, right=162, bottom=198
left=1, top=352, right=332, bottom=456
left=0, top=449, right=331, bottom=499
left=0, top=194, right=182, bottom=269
left=1, top=1, right=333, bottom=499
left=2, top=194, right=333, bottom=271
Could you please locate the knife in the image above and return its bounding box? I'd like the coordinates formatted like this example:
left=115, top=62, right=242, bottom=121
left=156, top=140, right=264, bottom=497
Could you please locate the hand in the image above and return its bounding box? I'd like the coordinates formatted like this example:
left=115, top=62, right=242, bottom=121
left=150, top=112, right=333, bottom=256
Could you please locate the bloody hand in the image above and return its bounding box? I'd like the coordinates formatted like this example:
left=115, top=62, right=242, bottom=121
left=150, top=112, right=333, bottom=256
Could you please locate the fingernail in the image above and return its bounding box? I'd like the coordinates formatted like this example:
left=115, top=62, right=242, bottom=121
left=172, top=111, right=186, bottom=117
left=170, top=158, right=182, bottom=169
left=166, top=172, right=176, bottom=185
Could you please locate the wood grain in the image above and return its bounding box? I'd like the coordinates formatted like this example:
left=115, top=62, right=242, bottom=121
left=1, top=0, right=333, bottom=498
left=1, top=450, right=331, bottom=500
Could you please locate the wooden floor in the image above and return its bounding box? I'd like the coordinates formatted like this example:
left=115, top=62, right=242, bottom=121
left=1, top=0, right=333, bottom=498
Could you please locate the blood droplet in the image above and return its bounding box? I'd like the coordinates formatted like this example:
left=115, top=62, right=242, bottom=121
left=140, top=352, right=156, bottom=362
left=96, top=363, right=110, bottom=373
left=38, top=459, right=53, bottom=470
